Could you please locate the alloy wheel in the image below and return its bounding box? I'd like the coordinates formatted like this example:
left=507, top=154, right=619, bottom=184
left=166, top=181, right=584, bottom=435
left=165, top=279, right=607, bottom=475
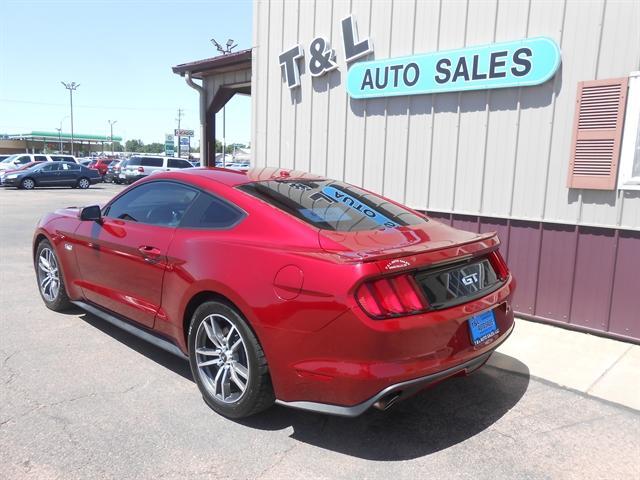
left=37, top=247, right=60, bottom=302
left=22, top=178, right=35, bottom=190
left=78, top=178, right=90, bottom=189
left=195, top=314, right=250, bottom=404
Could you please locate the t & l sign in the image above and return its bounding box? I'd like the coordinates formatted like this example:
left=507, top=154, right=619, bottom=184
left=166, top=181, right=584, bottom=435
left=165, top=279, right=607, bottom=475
left=278, top=15, right=561, bottom=99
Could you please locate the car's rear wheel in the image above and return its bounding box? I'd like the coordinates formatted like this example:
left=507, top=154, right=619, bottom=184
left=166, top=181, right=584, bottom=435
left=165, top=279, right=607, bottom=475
left=36, top=240, right=72, bottom=311
left=77, top=177, right=90, bottom=189
left=188, top=301, right=274, bottom=418
left=21, top=178, right=35, bottom=190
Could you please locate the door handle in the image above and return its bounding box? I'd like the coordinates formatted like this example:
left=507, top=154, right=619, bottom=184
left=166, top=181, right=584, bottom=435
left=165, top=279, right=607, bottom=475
left=138, top=245, right=161, bottom=261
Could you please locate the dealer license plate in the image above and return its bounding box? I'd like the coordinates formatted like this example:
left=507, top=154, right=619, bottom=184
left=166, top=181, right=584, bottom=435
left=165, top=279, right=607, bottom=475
left=468, top=310, right=499, bottom=345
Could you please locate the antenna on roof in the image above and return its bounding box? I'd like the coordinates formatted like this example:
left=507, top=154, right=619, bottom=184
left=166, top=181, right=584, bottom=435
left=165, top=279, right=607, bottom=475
left=210, top=38, right=237, bottom=55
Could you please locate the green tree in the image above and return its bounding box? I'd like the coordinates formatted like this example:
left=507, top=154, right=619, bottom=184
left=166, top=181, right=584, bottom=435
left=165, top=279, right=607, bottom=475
left=125, top=139, right=144, bottom=152
left=143, top=143, right=165, bottom=154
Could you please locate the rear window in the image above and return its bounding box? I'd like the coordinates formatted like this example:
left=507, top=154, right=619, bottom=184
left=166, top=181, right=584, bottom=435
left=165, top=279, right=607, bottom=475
left=51, top=155, right=75, bottom=162
left=238, top=179, right=427, bottom=231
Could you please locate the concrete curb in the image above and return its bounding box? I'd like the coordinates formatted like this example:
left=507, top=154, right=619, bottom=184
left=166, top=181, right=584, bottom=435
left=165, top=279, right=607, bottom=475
left=487, top=318, right=640, bottom=411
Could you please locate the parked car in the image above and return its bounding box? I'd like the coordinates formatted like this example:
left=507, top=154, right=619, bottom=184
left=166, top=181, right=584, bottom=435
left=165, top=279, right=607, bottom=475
left=120, top=155, right=193, bottom=183
left=32, top=168, right=515, bottom=418
left=0, top=155, right=12, bottom=162
left=0, top=154, right=78, bottom=172
left=87, top=158, right=114, bottom=177
left=78, top=158, right=94, bottom=167
left=0, top=161, right=42, bottom=184
left=103, top=159, right=122, bottom=183
left=3, top=161, right=101, bottom=189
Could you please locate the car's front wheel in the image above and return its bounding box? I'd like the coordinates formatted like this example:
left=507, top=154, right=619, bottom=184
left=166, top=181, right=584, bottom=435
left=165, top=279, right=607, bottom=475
left=35, top=240, right=72, bottom=311
left=21, top=178, right=35, bottom=190
left=188, top=301, right=274, bottom=418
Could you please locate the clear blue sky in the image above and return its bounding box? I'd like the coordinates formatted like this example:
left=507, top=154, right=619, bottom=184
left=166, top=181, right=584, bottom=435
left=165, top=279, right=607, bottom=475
left=0, top=0, right=253, bottom=148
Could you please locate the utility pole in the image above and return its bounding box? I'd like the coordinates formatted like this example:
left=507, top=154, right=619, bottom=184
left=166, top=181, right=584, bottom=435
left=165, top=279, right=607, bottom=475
left=176, top=108, right=184, bottom=158
left=61, top=82, right=79, bottom=156
left=222, top=106, right=226, bottom=167
left=108, top=120, right=117, bottom=155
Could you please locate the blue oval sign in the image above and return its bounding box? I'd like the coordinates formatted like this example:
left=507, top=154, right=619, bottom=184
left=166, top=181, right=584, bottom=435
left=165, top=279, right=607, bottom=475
left=346, top=37, right=561, bottom=99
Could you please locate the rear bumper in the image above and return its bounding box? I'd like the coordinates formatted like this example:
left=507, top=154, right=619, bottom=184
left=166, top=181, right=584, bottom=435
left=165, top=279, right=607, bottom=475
left=264, top=275, right=515, bottom=410
left=276, top=325, right=511, bottom=416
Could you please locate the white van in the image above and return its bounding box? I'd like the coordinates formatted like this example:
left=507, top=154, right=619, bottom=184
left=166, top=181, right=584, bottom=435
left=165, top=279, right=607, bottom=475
left=0, top=154, right=78, bottom=171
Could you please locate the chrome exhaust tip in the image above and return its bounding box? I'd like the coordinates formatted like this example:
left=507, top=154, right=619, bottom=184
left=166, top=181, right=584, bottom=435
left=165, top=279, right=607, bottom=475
left=373, top=392, right=402, bottom=411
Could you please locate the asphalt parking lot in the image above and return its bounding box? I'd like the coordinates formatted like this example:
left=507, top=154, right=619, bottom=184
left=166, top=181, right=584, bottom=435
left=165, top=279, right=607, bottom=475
left=1, top=184, right=639, bottom=480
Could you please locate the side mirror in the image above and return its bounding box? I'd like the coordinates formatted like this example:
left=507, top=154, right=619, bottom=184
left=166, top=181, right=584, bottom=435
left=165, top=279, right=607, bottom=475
left=80, top=205, right=102, bottom=223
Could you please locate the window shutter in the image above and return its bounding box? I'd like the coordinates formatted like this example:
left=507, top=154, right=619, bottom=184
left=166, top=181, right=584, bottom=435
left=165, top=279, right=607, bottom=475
left=567, top=77, right=629, bottom=190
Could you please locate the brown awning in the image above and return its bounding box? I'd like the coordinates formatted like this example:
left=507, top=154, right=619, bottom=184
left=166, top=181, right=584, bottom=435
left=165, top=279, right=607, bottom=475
left=172, top=48, right=252, bottom=78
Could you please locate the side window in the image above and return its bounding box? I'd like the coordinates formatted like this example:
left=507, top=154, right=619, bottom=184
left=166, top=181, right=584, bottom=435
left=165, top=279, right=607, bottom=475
left=34, top=155, right=49, bottom=162
left=141, top=157, right=163, bottom=167
left=168, top=159, right=192, bottom=169
left=67, top=163, right=80, bottom=171
left=180, top=192, right=244, bottom=229
left=104, top=181, right=199, bottom=227
left=40, top=163, right=57, bottom=172
left=50, top=156, right=64, bottom=162
left=17, top=156, right=31, bottom=164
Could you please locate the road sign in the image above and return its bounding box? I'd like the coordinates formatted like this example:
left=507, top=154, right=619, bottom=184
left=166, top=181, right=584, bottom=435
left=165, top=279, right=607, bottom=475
left=165, top=133, right=175, bottom=155
left=174, top=129, right=194, bottom=137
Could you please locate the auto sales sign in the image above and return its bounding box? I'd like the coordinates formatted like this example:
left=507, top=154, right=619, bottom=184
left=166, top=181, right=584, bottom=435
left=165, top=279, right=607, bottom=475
left=279, top=15, right=561, bottom=99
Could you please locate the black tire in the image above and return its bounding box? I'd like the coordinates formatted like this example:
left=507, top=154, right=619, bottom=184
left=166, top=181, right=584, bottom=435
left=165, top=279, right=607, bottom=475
left=77, top=177, right=91, bottom=189
left=35, top=239, right=72, bottom=312
left=21, top=177, right=35, bottom=190
left=188, top=301, right=274, bottom=418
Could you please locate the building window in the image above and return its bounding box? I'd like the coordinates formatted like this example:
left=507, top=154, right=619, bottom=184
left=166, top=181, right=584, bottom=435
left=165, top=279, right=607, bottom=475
left=618, top=71, right=640, bottom=190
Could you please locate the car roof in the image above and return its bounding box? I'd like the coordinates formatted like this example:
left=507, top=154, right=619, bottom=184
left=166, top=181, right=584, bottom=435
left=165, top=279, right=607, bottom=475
left=164, top=166, right=326, bottom=187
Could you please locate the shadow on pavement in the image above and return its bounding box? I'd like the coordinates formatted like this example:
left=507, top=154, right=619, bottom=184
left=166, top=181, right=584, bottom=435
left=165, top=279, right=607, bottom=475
left=78, top=310, right=529, bottom=461
left=240, top=360, right=529, bottom=460
left=78, top=312, right=193, bottom=381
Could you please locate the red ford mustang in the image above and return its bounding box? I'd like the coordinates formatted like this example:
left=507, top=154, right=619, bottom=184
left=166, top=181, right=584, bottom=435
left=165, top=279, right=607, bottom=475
left=33, top=167, right=515, bottom=418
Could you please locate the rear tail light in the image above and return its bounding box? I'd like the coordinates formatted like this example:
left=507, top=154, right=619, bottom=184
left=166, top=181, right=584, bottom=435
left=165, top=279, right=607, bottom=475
left=137, top=166, right=144, bottom=173
left=356, top=274, right=428, bottom=319
left=488, top=250, right=509, bottom=280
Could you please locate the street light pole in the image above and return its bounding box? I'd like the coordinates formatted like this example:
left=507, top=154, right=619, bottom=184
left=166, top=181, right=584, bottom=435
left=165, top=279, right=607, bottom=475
left=55, top=128, right=62, bottom=152
left=108, top=120, right=117, bottom=155
left=61, top=82, right=80, bottom=156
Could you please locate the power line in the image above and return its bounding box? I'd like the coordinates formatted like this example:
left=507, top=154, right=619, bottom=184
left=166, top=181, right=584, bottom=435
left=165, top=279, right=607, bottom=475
left=0, top=98, right=189, bottom=112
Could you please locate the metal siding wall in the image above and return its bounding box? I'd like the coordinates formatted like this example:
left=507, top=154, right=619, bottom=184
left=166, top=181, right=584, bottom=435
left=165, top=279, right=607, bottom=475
left=403, top=0, right=440, bottom=208
left=510, top=0, right=564, bottom=219
left=569, top=227, right=617, bottom=331
left=481, top=0, right=529, bottom=218
left=293, top=0, right=316, bottom=173
left=580, top=0, right=640, bottom=226
left=266, top=0, right=285, bottom=167
left=535, top=223, right=576, bottom=322
left=343, top=0, right=372, bottom=187
left=427, top=0, right=467, bottom=212
left=381, top=0, right=413, bottom=201
left=251, top=0, right=640, bottom=229
left=453, top=0, right=498, bottom=214
left=326, top=0, right=352, bottom=180
left=543, top=0, right=603, bottom=223
left=308, top=0, right=333, bottom=176
left=609, top=230, right=640, bottom=339
left=362, top=1, right=393, bottom=194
